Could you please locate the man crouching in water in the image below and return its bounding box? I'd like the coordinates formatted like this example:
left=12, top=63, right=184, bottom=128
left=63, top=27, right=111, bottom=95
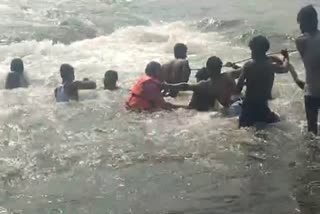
left=163, top=56, right=242, bottom=111
left=161, top=43, right=191, bottom=97
left=5, top=58, right=29, bottom=89
left=236, top=36, right=290, bottom=127
left=126, top=61, right=180, bottom=112
left=55, top=64, right=97, bottom=102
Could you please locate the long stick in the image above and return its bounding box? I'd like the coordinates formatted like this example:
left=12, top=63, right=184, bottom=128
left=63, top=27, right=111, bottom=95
left=190, top=49, right=297, bottom=71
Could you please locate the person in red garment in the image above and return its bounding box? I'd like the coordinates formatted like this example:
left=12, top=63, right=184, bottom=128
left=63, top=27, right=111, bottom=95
left=126, top=61, right=179, bottom=111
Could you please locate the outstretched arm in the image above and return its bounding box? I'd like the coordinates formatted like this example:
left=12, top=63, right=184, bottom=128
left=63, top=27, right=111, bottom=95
left=271, top=51, right=290, bottom=74
left=162, top=82, right=199, bottom=92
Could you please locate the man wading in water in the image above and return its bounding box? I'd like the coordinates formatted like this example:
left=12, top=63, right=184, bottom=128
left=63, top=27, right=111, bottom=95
left=161, top=43, right=191, bottom=97
left=5, top=58, right=29, bottom=89
left=236, top=36, right=292, bottom=127
left=295, top=5, right=320, bottom=135
left=163, top=56, right=242, bottom=112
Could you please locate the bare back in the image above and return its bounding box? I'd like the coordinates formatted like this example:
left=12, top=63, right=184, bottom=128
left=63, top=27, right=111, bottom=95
left=161, top=59, right=191, bottom=84
left=195, top=73, right=236, bottom=107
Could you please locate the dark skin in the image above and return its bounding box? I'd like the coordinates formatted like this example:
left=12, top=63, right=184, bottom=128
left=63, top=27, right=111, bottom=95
left=54, top=79, right=96, bottom=101
left=236, top=52, right=290, bottom=102
left=163, top=67, right=242, bottom=109
left=161, top=49, right=191, bottom=97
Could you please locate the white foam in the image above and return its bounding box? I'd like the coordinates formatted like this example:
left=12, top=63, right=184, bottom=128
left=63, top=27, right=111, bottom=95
left=0, top=21, right=247, bottom=89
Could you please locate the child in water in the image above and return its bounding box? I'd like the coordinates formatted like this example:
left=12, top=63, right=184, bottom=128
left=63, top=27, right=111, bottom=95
left=54, top=64, right=97, bottom=102
left=104, top=70, right=119, bottom=90
left=5, top=58, right=29, bottom=89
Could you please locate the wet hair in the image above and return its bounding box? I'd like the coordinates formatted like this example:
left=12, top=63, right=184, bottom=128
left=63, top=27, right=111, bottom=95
left=11, top=58, right=24, bottom=73
left=206, top=56, right=223, bottom=76
left=145, top=61, right=161, bottom=78
left=104, top=70, right=118, bottom=82
left=195, top=67, right=210, bottom=82
left=297, top=5, right=318, bottom=33
left=174, top=43, right=188, bottom=59
left=249, top=35, right=270, bottom=55
left=104, top=70, right=118, bottom=88
left=60, top=64, right=75, bottom=82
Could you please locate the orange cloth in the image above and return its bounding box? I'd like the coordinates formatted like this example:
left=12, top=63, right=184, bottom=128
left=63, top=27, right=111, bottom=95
left=126, top=75, right=164, bottom=111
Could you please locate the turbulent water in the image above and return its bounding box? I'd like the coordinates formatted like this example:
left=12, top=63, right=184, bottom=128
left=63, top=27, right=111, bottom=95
left=0, top=0, right=320, bottom=213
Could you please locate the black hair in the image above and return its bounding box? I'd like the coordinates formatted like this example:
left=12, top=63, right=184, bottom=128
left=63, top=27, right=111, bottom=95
left=145, top=61, right=161, bottom=78
left=206, top=56, right=223, bottom=77
left=297, top=5, right=318, bottom=33
left=206, top=56, right=223, bottom=71
left=249, top=35, right=270, bottom=56
left=195, top=67, right=210, bottom=82
left=104, top=70, right=118, bottom=82
left=11, top=58, right=24, bottom=73
left=174, top=43, right=188, bottom=59
left=60, top=64, right=74, bottom=81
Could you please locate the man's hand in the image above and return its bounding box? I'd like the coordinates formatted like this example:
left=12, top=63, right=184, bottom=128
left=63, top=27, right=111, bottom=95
left=281, top=49, right=289, bottom=60
left=225, top=62, right=240, bottom=69
left=295, top=79, right=305, bottom=90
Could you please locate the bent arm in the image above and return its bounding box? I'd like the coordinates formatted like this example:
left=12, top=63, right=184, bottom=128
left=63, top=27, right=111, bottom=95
left=273, top=57, right=290, bottom=74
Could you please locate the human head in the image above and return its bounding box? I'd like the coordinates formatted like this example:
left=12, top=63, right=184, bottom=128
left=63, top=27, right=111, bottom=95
left=11, top=58, right=24, bottom=73
left=60, top=64, right=75, bottom=83
left=249, top=35, right=270, bottom=60
left=145, top=61, right=161, bottom=79
left=206, top=56, right=223, bottom=78
left=195, top=67, right=210, bottom=82
left=174, top=43, right=188, bottom=59
left=297, top=5, right=318, bottom=34
left=104, top=70, right=118, bottom=90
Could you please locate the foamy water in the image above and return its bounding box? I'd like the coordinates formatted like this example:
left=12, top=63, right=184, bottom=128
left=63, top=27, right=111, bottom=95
left=0, top=0, right=319, bottom=213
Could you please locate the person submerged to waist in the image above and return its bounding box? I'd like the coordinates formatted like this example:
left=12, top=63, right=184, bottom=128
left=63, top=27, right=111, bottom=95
left=126, top=62, right=178, bottom=111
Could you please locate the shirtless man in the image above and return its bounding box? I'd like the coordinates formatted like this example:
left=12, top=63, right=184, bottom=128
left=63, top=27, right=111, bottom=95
left=54, top=64, right=97, bottom=102
left=163, top=56, right=242, bottom=111
left=236, top=36, right=291, bottom=128
left=5, top=58, right=29, bottom=89
left=161, top=43, right=191, bottom=97
left=295, top=5, right=320, bottom=135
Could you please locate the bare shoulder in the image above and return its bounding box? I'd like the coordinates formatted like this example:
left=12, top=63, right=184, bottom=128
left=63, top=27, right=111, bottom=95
left=296, top=34, right=309, bottom=43
left=242, top=61, right=252, bottom=72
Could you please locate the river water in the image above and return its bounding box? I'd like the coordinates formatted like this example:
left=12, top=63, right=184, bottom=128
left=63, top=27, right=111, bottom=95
left=0, top=0, right=320, bottom=213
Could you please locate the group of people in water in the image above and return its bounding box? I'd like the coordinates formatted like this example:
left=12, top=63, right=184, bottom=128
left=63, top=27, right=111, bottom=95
left=5, top=5, right=320, bottom=135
